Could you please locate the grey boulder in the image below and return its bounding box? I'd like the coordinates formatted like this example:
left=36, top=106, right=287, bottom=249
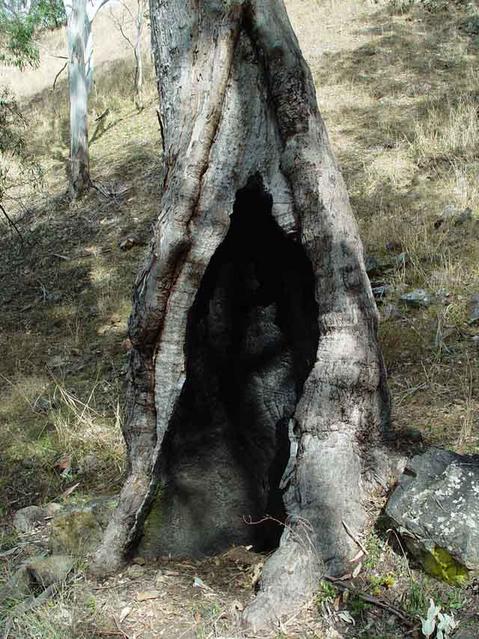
left=385, top=447, right=479, bottom=584
left=13, top=506, right=47, bottom=532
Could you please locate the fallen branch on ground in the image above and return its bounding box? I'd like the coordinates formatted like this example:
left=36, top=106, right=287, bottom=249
left=324, top=576, right=416, bottom=629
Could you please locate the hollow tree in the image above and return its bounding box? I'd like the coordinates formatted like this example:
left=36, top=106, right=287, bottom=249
left=93, top=0, right=390, bottom=629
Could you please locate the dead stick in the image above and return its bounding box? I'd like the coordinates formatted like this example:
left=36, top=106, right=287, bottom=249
left=0, top=203, right=24, bottom=244
left=52, top=61, right=68, bottom=89
left=342, top=520, right=368, bottom=555
left=325, top=577, right=415, bottom=628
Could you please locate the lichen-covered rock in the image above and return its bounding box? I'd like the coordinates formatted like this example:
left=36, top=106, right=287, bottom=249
left=385, top=447, right=479, bottom=584
left=49, top=497, right=117, bottom=556
left=13, top=505, right=47, bottom=532
left=0, top=555, right=74, bottom=603
left=25, top=554, right=75, bottom=588
left=399, top=289, right=432, bottom=309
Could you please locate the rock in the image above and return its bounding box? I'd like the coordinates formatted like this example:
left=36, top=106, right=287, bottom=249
left=399, top=289, right=432, bottom=309
left=126, top=564, right=146, bottom=579
left=44, top=502, right=63, bottom=518
left=25, top=554, right=75, bottom=588
left=385, top=447, right=479, bottom=584
left=49, top=497, right=116, bottom=556
left=14, top=506, right=47, bottom=532
left=0, top=555, right=74, bottom=601
left=49, top=510, right=102, bottom=556
left=32, top=397, right=55, bottom=413
left=371, top=284, right=391, bottom=301
left=365, top=255, right=383, bottom=276
left=434, top=205, right=473, bottom=229
left=118, top=235, right=144, bottom=251
left=468, top=293, right=479, bottom=325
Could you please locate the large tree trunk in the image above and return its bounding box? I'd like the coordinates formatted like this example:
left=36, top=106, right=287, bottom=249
left=93, top=0, right=390, bottom=629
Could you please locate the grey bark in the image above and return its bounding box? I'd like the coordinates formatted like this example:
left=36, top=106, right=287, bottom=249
left=65, top=0, right=90, bottom=197
left=92, top=0, right=390, bottom=629
left=64, top=0, right=108, bottom=197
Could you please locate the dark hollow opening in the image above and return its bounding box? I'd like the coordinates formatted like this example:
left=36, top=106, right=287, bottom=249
left=141, top=176, right=319, bottom=558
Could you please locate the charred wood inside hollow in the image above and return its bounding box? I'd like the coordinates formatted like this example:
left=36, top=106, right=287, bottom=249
left=139, top=177, right=319, bottom=558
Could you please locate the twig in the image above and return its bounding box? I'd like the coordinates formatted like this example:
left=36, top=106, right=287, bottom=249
left=113, top=617, right=130, bottom=639
left=342, top=520, right=368, bottom=556
left=52, top=61, right=68, bottom=89
left=325, top=577, right=415, bottom=628
left=0, top=203, right=25, bottom=245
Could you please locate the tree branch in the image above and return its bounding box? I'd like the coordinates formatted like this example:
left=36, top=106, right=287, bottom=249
left=0, top=203, right=25, bottom=245
left=52, top=61, right=68, bottom=89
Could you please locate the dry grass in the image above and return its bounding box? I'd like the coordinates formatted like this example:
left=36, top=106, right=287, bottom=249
left=0, top=46, right=161, bottom=510
left=291, top=0, right=479, bottom=450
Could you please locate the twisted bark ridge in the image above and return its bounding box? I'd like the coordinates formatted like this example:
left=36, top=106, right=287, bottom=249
left=93, top=0, right=390, bottom=628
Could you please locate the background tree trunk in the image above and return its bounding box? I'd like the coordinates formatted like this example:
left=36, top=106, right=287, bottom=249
left=64, top=0, right=109, bottom=197
left=93, top=0, right=391, bottom=628
left=65, top=0, right=90, bottom=197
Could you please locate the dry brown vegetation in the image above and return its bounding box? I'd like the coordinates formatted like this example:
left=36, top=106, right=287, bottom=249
left=0, top=0, right=478, bottom=637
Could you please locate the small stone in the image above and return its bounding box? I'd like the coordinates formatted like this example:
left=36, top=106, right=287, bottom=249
left=365, top=255, right=383, bottom=276
left=442, top=204, right=458, bottom=219
left=372, top=284, right=391, bottom=301
left=133, top=556, right=146, bottom=566
left=14, top=506, right=47, bottom=532
left=126, top=564, right=146, bottom=579
left=399, top=289, right=432, bottom=308
left=45, top=291, right=63, bottom=303
left=119, top=235, right=143, bottom=251
left=44, top=502, right=63, bottom=518
left=32, top=397, right=53, bottom=413
left=455, top=207, right=473, bottom=225
left=468, top=293, right=479, bottom=325
left=136, top=589, right=161, bottom=601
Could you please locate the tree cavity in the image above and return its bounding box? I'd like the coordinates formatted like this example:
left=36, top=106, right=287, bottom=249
left=139, top=177, right=319, bottom=558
